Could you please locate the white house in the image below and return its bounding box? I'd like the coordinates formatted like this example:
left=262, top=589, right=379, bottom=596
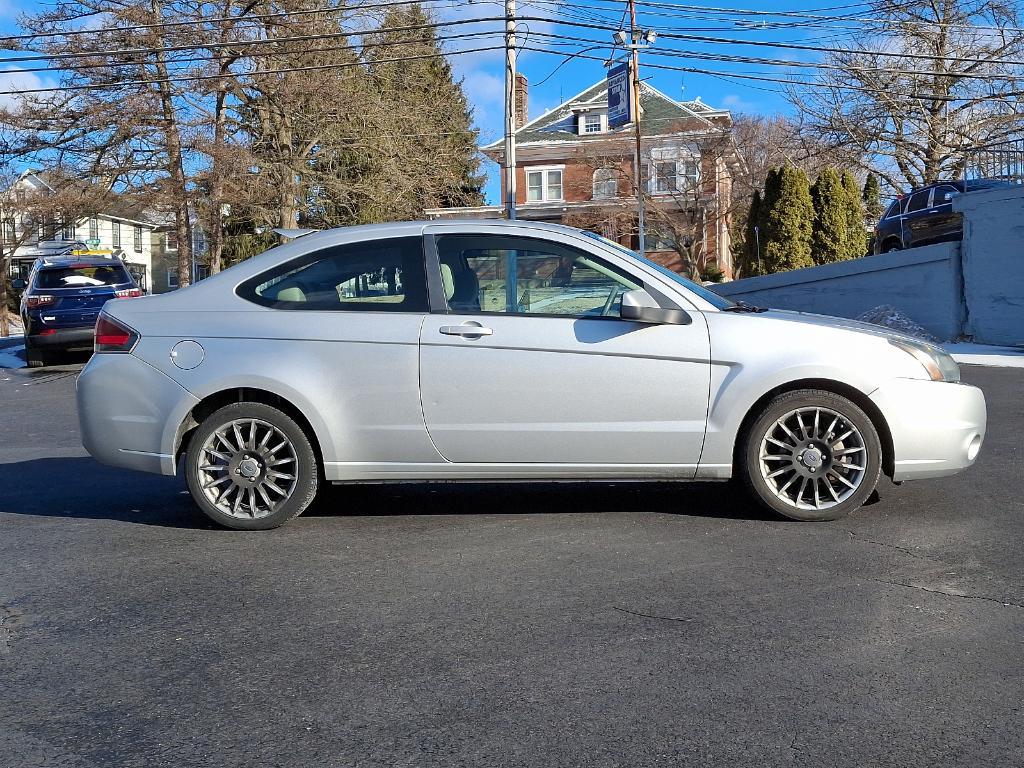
left=1, top=171, right=159, bottom=292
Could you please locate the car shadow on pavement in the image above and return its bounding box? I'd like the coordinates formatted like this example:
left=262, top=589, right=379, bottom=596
left=307, top=479, right=782, bottom=523
left=0, top=457, right=212, bottom=529
left=1, top=458, right=782, bottom=528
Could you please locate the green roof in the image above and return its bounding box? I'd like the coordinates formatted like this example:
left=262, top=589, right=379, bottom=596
left=485, top=79, right=728, bottom=149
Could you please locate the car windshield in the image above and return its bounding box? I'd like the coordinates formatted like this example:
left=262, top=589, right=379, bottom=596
left=36, top=264, right=131, bottom=289
left=579, top=231, right=736, bottom=310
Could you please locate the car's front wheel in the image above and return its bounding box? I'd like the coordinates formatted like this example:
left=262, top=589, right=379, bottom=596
left=185, top=402, right=319, bottom=530
left=739, top=389, right=882, bottom=521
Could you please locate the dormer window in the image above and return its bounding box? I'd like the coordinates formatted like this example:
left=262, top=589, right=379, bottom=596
left=575, top=109, right=606, bottom=135
left=584, top=114, right=602, bottom=134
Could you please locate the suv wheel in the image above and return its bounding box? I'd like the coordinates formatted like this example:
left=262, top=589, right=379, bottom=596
left=185, top=402, right=320, bottom=530
left=24, top=338, right=46, bottom=368
left=739, top=389, right=882, bottom=521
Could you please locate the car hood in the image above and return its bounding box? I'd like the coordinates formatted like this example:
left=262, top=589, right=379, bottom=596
left=742, top=308, right=931, bottom=345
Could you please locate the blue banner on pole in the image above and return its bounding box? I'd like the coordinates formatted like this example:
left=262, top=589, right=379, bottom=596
left=606, top=62, right=631, bottom=128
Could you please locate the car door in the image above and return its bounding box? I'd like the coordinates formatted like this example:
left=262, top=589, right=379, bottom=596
left=418, top=226, right=711, bottom=474
left=904, top=188, right=937, bottom=247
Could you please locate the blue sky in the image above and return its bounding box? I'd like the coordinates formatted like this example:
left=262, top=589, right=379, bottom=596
left=0, top=0, right=850, bottom=202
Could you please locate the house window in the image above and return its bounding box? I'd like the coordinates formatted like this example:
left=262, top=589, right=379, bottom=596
left=654, top=162, right=678, bottom=193
left=593, top=168, right=618, bottom=200
left=525, top=168, right=563, bottom=202
left=583, top=113, right=603, bottom=134
left=133, top=225, right=142, bottom=252
left=2, top=219, right=15, bottom=244
left=62, top=221, right=75, bottom=240
left=112, top=222, right=120, bottom=248
left=165, top=231, right=178, bottom=251
left=648, top=151, right=701, bottom=195
left=167, top=269, right=179, bottom=289
left=88, top=217, right=99, bottom=240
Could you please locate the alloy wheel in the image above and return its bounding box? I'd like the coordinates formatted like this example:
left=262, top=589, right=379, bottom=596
left=196, top=418, right=298, bottom=519
left=758, top=406, right=868, bottom=511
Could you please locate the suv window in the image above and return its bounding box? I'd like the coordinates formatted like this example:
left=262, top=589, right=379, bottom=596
left=36, top=264, right=131, bottom=289
left=905, top=189, right=932, bottom=213
left=934, top=184, right=959, bottom=207
left=436, top=234, right=641, bottom=318
left=239, top=236, right=428, bottom=312
left=883, top=199, right=903, bottom=219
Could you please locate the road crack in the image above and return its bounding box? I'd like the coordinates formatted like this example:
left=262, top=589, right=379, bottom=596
left=872, top=578, right=1024, bottom=609
left=612, top=606, right=693, bottom=623
left=848, top=531, right=941, bottom=562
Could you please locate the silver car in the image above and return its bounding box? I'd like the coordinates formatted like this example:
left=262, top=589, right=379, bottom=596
left=77, top=220, right=986, bottom=530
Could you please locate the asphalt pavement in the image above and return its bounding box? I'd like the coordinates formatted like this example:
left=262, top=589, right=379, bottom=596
left=1, top=357, right=1022, bottom=767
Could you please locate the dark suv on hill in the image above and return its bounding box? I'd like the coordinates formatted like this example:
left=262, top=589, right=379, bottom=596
left=14, top=255, right=142, bottom=367
left=873, top=178, right=1018, bottom=254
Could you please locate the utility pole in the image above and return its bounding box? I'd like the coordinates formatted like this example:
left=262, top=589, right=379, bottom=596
left=503, top=0, right=517, bottom=220
left=628, top=0, right=644, bottom=253
left=614, top=6, right=655, bottom=253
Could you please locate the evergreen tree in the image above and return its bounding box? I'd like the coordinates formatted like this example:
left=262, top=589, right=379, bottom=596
left=359, top=4, right=484, bottom=221
left=810, top=167, right=849, bottom=264
left=862, top=173, right=884, bottom=223
left=742, top=189, right=763, bottom=275
left=759, top=166, right=814, bottom=272
left=841, top=170, right=868, bottom=259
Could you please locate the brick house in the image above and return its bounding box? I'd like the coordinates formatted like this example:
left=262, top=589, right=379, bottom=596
left=427, top=72, right=741, bottom=279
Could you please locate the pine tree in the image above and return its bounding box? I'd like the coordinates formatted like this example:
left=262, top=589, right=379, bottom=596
left=810, top=167, right=849, bottom=264
left=759, top=166, right=814, bottom=272
left=743, top=190, right=763, bottom=275
left=862, top=173, right=883, bottom=223
left=359, top=4, right=484, bottom=221
left=841, top=170, right=868, bottom=259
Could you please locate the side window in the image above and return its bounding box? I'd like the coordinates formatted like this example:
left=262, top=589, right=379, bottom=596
left=934, top=185, right=959, bottom=208
left=905, top=189, right=932, bottom=213
left=883, top=199, right=903, bottom=219
left=435, top=234, right=641, bottom=319
left=239, top=236, right=428, bottom=312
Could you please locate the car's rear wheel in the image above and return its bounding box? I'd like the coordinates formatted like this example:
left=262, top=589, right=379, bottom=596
left=185, top=402, right=319, bottom=530
left=739, top=389, right=882, bottom=521
left=24, top=338, right=46, bottom=368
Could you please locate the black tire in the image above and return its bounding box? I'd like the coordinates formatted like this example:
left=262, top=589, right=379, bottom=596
left=884, top=240, right=902, bottom=253
left=185, top=402, right=319, bottom=530
left=739, top=389, right=882, bottom=522
left=24, top=339, right=45, bottom=368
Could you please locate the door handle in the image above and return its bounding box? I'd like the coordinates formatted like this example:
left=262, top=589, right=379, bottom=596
left=440, top=323, right=493, bottom=337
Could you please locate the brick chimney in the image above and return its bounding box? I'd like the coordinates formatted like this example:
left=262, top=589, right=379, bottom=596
left=514, top=73, right=528, bottom=129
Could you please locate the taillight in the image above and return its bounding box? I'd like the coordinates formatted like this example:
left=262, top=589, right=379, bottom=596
left=26, top=295, right=55, bottom=309
left=94, top=313, right=139, bottom=353
left=114, top=288, right=143, bottom=299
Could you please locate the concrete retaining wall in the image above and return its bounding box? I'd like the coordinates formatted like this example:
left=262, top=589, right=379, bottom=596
left=957, top=187, right=1024, bottom=347
left=712, top=243, right=964, bottom=341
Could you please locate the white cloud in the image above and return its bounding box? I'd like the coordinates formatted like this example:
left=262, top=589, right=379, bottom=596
left=720, top=93, right=760, bottom=113
left=0, top=68, right=55, bottom=110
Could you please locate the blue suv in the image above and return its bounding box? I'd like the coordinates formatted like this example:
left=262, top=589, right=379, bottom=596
left=14, top=255, right=142, bottom=367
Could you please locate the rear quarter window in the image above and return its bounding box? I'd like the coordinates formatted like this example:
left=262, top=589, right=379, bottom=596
left=237, top=236, right=429, bottom=312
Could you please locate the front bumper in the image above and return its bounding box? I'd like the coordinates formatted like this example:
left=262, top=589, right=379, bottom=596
left=870, top=378, right=987, bottom=481
left=77, top=352, right=200, bottom=476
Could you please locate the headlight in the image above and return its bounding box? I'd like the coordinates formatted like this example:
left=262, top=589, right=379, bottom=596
left=888, top=338, right=960, bottom=382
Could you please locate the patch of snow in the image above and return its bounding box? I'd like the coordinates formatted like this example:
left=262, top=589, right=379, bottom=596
left=856, top=305, right=940, bottom=342
left=0, top=343, right=24, bottom=369
left=942, top=342, right=1024, bottom=369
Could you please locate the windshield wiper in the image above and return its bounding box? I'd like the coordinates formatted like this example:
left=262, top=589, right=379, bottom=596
left=723, top=300, right=768, bottom=313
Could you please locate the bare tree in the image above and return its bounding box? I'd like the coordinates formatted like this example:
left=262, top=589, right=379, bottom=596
left=789, top=0, right=1024, bottom=191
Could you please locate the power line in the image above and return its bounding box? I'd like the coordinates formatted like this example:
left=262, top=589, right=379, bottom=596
left=0, top=44, right=506, bottom=96
left=0, top=14, right=506, bottom=66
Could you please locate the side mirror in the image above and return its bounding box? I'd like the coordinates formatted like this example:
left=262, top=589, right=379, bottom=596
left=11, top=278, right=27, bottom=292
left=943, top=191, right=959, bottom=202
left=620, top=288, right=691, bottom=325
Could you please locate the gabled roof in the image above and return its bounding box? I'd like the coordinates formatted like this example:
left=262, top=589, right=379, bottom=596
left=483, top=77, right=731, bottom=150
